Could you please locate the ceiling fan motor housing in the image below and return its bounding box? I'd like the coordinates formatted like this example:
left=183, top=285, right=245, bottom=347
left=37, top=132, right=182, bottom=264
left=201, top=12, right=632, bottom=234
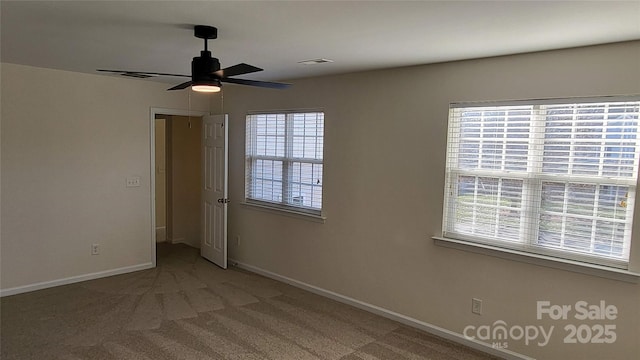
left=192, top=51, right=221, bottom=84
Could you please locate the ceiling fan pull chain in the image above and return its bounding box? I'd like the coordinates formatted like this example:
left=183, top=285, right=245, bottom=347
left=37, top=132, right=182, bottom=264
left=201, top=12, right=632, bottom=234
left=188, top=90, right=192, bottom=129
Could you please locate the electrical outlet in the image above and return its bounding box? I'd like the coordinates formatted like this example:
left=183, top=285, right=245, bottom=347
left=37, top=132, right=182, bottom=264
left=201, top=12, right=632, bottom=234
left=91, top=244, right=100, bottom=255
left=472, top=298, right=483, bottom=315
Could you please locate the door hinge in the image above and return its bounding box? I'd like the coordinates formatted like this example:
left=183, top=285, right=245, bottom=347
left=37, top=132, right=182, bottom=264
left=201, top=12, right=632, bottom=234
left=217, top=198, right=230, bottom=204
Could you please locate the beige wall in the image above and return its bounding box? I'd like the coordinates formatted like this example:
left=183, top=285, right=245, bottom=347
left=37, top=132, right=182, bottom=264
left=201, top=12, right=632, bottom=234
left=166, top=115, right=202, bottom=248
left=223, top=42, right=640, bottom=359
left=0, top=63, right=209, bottom=290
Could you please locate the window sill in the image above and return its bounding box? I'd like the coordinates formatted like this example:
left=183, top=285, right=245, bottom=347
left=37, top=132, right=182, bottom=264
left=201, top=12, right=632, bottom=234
left=432, top=236, right=640, bottom=283
left=241, top=201, right=326, bottom=223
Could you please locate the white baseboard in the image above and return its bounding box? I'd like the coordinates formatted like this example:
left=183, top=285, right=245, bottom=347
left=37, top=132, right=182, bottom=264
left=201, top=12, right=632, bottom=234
left=168, top=237, right=185, bottom=245
left=230, top=258, right=534, bottom=360
left=156, top=226, right=167, bottom=242
left=0, top=262, right=154, bottom=297
left=169, top=238, right=200, bottom=249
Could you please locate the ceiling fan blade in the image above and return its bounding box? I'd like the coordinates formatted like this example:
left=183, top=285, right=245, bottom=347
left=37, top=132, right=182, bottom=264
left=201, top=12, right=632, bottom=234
left=215, top=63, right=263, bottom=77
left=97, top=69, right=190, bottom=78
left=168, top=81, right=193, bottom=90
left=222, top=77, right=291, bottom=89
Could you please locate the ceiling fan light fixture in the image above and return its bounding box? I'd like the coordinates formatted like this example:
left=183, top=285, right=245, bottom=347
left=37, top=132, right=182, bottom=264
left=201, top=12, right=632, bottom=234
left=192, top=78, right=222, bottom=93
left=192, top=84, right=221, bottom=93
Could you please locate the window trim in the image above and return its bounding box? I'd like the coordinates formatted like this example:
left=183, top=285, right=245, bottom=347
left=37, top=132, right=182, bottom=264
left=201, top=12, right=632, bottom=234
left=451, top=95, right=640, bottom=108
left=241, top=200, right=327, bottom=223
left=442, top=95, right=640, bottom=270
left=245, top=110, right=325, bottom=217
left=433, top=236, right=640, bottom=283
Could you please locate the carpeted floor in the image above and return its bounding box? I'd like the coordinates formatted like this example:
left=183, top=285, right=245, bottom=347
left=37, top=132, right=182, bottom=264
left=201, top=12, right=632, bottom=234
left=1, top=243, right=499, bottom=360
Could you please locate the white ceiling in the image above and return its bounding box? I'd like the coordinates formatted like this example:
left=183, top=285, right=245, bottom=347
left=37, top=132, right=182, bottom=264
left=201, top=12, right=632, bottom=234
left=2, top=1, right=639, bottom=85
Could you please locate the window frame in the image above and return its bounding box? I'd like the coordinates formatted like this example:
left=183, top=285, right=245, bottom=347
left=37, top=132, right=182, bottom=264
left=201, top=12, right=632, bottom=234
left=244, top=110, right=325, bottom=218
left=441, top=96, right=640, bottom=270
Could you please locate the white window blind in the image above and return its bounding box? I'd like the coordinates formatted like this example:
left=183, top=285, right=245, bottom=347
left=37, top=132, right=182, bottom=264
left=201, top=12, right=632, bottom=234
left=443, top=98, right=640, bottom=268
left=246, top=111, right=324, bottom=214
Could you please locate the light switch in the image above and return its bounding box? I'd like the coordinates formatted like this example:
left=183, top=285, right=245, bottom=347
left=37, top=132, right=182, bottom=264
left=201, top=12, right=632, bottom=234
left=126, top=176, right=141, bottom=187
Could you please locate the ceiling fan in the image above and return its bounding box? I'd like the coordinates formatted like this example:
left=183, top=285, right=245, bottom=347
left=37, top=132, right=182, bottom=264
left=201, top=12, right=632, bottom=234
left=97, top=25, right=290, bottom=93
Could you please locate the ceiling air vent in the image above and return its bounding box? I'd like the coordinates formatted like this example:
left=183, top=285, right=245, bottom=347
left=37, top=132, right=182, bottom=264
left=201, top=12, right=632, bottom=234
left=298, top=58, right=334, bottom=65
left=120, top=72, right=156, bottom=79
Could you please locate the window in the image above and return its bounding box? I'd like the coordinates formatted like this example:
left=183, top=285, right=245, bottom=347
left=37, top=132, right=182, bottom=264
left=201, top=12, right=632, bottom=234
left=245, top=111, right=324, bottom=215
left=443, top=98, right=640, bottom=269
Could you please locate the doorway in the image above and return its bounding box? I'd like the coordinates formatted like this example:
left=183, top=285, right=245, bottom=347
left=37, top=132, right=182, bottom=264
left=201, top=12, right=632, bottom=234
left=150, top=108, right=206, bottom=266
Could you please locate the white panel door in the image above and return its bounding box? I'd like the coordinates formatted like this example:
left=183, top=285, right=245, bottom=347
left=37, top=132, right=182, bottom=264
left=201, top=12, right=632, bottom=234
left=201, top=114, right=228, bottom=269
